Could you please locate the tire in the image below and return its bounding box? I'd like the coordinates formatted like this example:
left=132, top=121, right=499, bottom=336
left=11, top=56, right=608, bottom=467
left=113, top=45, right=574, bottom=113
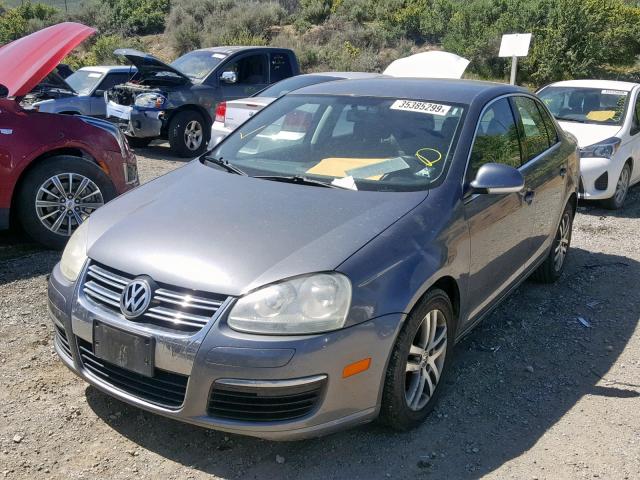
left=16, top=156, right=116, bottom=250
left=125, top=136, right=152, bottom=148
left=168, top=110, right=209, bottom=157
left=602, top=163, right=631, bottom=210
left=531, top=201, right=574, bottom=283
left=380, top=289, right=454, bottom=431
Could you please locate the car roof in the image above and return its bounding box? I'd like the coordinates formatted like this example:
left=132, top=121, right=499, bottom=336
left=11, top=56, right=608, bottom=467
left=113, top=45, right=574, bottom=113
left=292, top=78, right=525, bottom=104
left=305, top=72, right=382, bottom=79
left=546, top=79, right=639, bottom=92
left=78, top=65, right=137, bottom=73
left=194, top=46, right=292, bottom=55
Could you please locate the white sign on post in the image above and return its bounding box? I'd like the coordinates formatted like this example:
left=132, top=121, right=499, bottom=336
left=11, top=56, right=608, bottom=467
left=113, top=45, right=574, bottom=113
left=498, top=33, right=532, bottom=85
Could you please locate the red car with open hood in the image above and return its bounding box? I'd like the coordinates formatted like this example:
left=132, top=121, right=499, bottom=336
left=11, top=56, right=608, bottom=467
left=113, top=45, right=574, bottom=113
left=0, top=22, right=138, bottom=249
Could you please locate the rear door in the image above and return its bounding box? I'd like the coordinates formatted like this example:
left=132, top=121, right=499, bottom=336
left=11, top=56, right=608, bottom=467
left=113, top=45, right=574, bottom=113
left=269, top=52, right=294, bottom=84
left=464, top=97, right=534, bottom=320
left=511, top=95, right=566, bottom=265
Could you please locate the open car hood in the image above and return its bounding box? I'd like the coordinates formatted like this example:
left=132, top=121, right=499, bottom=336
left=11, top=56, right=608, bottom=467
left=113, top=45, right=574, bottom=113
left=0, top=22, right=95, bottom=97
left=114, top=48, right=191, bottom=83
left=384, top=51, right=470, bottom=79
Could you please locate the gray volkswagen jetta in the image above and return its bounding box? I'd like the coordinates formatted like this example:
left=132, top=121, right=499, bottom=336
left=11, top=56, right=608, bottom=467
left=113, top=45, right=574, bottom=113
left=48, top=78, right=579, bottom=440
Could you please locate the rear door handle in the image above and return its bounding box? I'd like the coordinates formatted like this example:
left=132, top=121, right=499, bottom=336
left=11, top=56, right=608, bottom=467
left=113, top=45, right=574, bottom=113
left=559, top=166, right=567, bottom=178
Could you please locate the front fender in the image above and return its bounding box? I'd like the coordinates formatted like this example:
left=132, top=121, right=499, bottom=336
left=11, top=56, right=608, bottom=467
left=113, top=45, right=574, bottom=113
left=338, top=190, right=470, bottom=332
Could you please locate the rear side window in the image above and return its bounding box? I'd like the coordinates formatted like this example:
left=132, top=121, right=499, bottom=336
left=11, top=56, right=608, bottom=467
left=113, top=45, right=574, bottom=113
left=270, top=53, right=293, bottom=83
left=513, top=96, right=553, bottom=161
left=536, top=101, right=559, bottom=144
left=468, top=98, right=522, bottom=180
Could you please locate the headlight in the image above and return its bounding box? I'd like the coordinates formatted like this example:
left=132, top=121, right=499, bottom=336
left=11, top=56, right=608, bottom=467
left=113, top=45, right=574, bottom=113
left=134, top=93, right=166, bottom=109
left=228, top=273, right=352, bottom=335
left=60, top=221, right=89, bottom=282
left=580, top=137, right=621, bottom=159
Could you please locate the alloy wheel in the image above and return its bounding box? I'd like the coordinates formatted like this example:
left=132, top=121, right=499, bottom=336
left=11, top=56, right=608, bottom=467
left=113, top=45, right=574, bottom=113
left=184, top=120, right=203, bottom=151
left=553, top=211, right=572, bottom=271
left=614, top=165, right=630, bottom=206
left=35, top=173, right=104, bottom=236
left=405, top=309, right=447, bottom=411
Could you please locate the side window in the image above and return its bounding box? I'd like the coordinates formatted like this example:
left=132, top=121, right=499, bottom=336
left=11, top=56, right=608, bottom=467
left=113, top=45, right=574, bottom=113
left=223, top=54, right=268, bottom=85
left=536, top=101, right=559, bottom=144
left=468, top=98, right=522, bottom=180
left=513, top=96, right=552, bottom=161
left=270, top=53, right=292, bottom=83
left=633, top=94, right=640, bottom=133
left=96, top=73, right=132, bottom=94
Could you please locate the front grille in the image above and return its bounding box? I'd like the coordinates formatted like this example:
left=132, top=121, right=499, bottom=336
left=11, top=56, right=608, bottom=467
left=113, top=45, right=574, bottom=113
left=82, top=262, right=227, bottom=333
left=54, top=323, right=72, bottom=358
left=208, top=377, right=326, bottom=422
left=77, top=338, right=188, bottom=409
left=595, top=171, right=608, bottom=191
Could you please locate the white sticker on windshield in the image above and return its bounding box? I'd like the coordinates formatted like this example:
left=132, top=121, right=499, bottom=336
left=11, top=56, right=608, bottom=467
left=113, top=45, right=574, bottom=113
left=390, top=99, right=451, bottom=116
left=602, top=89, right=628, bottom=96
left=212, top=53, right=226, bottom=59
left=88, top=73, right=102, bottom=78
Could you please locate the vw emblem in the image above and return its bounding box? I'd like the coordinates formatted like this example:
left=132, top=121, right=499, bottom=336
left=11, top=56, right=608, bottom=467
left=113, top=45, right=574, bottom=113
left=120, top=277, right=153, bottom=319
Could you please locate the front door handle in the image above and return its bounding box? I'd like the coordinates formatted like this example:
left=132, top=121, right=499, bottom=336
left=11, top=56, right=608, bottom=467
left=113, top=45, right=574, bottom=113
left=522, top=190, right=535, bottom=205
left=559, top=166, right=567, bottom=178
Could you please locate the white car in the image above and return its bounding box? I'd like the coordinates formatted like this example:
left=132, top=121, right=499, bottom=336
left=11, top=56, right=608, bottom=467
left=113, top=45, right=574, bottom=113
left=538, top=80, right=640, bottom=209
left=209, top=72, right=381, bottom=148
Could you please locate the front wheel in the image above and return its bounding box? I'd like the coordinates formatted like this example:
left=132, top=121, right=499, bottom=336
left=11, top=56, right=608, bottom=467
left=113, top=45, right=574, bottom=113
left=380, top=289, right=454, bottom=431
left=602, top=163, right=631, bottom=210
left=531, top=201, right=574, bottom=283
left=16, top=156, right=116, bottom=249
left=168, top=110, right=209, bottom=157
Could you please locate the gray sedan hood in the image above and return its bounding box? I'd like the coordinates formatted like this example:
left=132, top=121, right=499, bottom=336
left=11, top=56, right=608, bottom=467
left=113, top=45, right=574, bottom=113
left=86, top=161, right=426, bottom=296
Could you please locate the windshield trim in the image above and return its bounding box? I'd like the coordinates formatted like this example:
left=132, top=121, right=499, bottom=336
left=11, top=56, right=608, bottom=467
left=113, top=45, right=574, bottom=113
left=206, top=93, right=468, bottom=193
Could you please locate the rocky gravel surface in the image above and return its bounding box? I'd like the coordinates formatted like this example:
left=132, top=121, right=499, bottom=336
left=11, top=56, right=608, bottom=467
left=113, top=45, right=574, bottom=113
left=1, top=144, right=639, bottom=479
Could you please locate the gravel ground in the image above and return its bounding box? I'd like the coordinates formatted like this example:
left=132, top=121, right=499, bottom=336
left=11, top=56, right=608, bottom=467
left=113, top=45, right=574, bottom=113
left=1, top=144, right=639, bottom=479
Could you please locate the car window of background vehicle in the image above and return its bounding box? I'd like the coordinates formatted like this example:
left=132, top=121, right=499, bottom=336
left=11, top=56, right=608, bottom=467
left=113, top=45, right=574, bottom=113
left=468, top=98, right=522, bottom=179
left=538, top=87, right=628, bottom=125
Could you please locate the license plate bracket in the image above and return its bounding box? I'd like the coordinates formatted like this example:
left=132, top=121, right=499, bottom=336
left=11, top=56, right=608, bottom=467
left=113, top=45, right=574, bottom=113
left=93, top=321, right=155, bottom=377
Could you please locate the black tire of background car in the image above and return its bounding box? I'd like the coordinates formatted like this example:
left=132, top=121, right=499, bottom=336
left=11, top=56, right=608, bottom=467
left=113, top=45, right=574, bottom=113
left=168, top=110, right=209, bottom=158
left=602, top=163, right=631, bottom=210
left=531, top=201, right=574, bottom=283
left=379, top=289, right=454, bottom=431
left=125, top=136, right=152, bottom=148
left=16, top=156, right=116, bottom=250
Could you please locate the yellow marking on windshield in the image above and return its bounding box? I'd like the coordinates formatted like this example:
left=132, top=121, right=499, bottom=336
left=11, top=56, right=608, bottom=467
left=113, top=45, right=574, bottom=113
left=239, top=125, right=266, bottom=139
left=415, top=148, right=442, bottom=167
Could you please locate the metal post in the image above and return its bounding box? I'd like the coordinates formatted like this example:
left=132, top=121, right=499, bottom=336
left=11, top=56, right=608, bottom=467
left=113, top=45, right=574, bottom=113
left=510, top=55, right=518, bottom=85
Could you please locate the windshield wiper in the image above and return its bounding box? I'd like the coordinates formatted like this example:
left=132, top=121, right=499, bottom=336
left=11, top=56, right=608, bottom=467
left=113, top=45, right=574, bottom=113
left=203, top=156, right=247, bottom=175
left=555, top=117, right=586, bottom=123
left=253, top=175, right=350, bottom=189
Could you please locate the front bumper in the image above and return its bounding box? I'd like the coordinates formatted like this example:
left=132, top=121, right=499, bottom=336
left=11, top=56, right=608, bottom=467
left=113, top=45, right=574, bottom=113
left=579, top=156, right=621, bottom=200
left=48, top=263, right=404, bottom=440
left=107, top=100, right=164, bottom=139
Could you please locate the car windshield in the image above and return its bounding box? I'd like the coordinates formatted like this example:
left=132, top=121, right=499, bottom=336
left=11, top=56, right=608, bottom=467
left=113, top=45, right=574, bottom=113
left=66, top=70, right=104, bottom=95
left=209, top=94, right=465, bottom=192
left=538, top=86, right=629, bottom=125
left=171, top=51, right=224, bottom=80
left=256, top=75, right=338, bottom=98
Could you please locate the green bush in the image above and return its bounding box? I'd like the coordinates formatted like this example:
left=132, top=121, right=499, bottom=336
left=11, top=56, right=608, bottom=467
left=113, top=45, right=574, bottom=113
left=0, top=2, right=61, bottom=44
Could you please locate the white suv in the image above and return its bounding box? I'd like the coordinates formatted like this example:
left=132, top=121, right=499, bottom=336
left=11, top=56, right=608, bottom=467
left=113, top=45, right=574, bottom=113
left=538, top=79, right=640, bottom=209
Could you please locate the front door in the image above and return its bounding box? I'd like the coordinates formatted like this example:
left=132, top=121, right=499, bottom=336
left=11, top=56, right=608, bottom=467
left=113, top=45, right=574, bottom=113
left=464, top=97, right=534, bottom=320
left=218, top=53, right=270, bottom=101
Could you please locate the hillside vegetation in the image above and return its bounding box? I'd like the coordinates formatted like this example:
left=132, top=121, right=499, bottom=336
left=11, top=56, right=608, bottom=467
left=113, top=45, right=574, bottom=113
left=1, top=0, right=640, bottom=86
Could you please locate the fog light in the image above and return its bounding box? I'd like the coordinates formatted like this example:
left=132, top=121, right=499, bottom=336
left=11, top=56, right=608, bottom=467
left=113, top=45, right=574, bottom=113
left=595, top=172, right=608, bottom=191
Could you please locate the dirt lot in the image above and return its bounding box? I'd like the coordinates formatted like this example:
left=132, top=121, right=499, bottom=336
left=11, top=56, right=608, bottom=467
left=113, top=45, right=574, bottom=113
left=1, top=144, right=639, bottom=479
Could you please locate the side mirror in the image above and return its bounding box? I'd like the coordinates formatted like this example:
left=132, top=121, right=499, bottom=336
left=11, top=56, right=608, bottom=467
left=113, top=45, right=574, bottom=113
left=470, top=163, right=525, bottom=195
left=0, top=84, right=8, bottom=99
left=94, top=89, right=105, bottom=97
left=220, top=71, right=238, bottom=85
